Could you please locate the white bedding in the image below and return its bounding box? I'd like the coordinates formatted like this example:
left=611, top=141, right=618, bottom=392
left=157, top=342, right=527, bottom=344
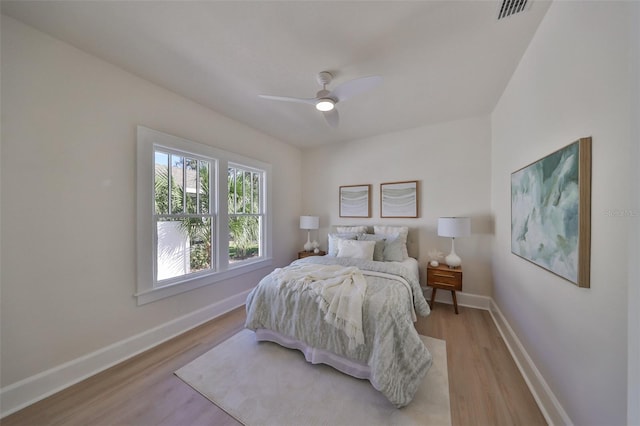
left=245, top=255, right=431, bottom=407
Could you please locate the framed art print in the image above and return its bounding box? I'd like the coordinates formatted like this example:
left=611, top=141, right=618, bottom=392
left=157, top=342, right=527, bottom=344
left=380, top=180, right=418, bottom=218
left=339, top=184, right=371, bottom=218
left=511, top=137, right=591, bottom=288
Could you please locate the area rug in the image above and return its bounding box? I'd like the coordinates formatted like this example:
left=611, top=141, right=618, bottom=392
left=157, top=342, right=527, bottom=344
left=175, top=329, right=451, bottom=426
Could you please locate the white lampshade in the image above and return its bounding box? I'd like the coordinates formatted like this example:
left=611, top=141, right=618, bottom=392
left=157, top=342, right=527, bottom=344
left=437, top=217, right=470, bottom=268
left=299, top=216, right=319, bottom=230
left=300, top=215, right=319, bottom=252
left=437, top=217, right=471, bottom=238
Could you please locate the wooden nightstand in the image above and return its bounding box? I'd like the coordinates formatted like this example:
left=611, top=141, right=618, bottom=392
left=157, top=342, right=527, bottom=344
left=427, top=263, right=463, bottom=314
left=298, top=250, right=326, bottom=259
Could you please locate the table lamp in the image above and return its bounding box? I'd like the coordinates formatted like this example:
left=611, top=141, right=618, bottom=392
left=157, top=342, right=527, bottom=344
left=299, top=216, right=319, bottom=252
left=437, top=217, right=471, bottom=268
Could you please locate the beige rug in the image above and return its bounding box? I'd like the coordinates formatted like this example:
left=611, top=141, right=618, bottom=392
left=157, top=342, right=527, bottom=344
left=175, top=329, right=451, bottom=426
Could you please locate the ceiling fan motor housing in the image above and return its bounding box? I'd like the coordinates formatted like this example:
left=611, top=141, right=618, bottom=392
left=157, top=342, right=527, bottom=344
left=317, top=71, right=333, bottom=87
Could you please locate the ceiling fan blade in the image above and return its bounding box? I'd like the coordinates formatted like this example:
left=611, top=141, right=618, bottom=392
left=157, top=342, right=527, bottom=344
left=323, top=109, right=339, bottom=128
left=329, top=75, right=383, bottom=103
left=258, top=94, right=317, bottom=105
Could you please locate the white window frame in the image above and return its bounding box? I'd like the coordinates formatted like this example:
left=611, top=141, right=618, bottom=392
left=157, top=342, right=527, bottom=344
left=153, top=147, right=216, bottom=285
left=227, top=163, right=267, bottom=268
left=136, top=126, right=272, bottom=305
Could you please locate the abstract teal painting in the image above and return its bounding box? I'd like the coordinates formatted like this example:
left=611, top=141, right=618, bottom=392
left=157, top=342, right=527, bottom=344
left=511, top=138, right=591, bottom=287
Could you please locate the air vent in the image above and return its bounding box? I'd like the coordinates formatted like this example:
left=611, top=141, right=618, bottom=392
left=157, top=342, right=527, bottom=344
left=497, top=0, right=528, bottom=19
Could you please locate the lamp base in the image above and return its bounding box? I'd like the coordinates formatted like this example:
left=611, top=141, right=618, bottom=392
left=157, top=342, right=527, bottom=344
left=445, top=238, right=462, bottom=268
left=303, top=231, right=313, bottom=252
left=445, top=253, right=461, bottom=268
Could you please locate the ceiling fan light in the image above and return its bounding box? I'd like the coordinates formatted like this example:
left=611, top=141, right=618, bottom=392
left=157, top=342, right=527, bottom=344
left=315, top=98, right=335, bottom=112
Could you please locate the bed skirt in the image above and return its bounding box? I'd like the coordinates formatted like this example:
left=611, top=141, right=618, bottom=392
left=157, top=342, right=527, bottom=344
left=254, top=328, right=371, bottom=380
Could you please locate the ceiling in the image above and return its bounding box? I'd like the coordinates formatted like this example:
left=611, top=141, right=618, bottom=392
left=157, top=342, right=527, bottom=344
left=1, top=1, right=551, bottom=149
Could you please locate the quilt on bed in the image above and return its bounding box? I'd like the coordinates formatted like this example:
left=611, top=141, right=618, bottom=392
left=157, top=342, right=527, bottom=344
left=245, top=255, right=432, bottom=407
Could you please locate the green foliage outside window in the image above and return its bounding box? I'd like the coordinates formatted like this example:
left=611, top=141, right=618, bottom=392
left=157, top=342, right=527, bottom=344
left=155, top=154, right=262, bottom=272
left=155, top=156, right=212, bottom=272
left=228, top=167, right=261, bottom=261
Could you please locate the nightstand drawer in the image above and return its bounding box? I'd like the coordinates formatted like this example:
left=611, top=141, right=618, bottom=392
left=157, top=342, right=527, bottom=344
left=427, top=269, right=462, bottom=290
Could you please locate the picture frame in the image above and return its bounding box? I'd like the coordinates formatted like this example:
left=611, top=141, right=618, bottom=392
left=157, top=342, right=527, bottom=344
left=339, top=184, right=371, bottom=218
left=380, top=180, right=419, bottom=218
left=511, top=137, right=591, bottom=288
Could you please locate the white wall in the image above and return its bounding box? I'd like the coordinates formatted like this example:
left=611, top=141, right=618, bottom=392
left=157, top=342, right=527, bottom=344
left=0, top=14, right=301, bottom=390
left=302, top=116, right=493, bottom=298
left=491, top=2, right=634, bottom=425
left=628, top=2, right=640, bottom=424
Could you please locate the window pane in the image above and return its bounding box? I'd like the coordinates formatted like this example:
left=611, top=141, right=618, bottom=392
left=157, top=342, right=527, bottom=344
left=228, top=167, right=237, bottom=214
left=229, top=215, right=260, bottom=263
left=171, top=155, right=184, bottom=214
left=185, top=217, right=212, bottom=273
left=185, top=158, right=198, bottom=214
left=154, top=151, right=169, bottom=215
left=252, top=173, right=262, bottom=213
left=239, top=170, right=244, bottom=212
left=156, top=217, right=212, bottom=281
left=242, top=171, right=248, bottom=213
left=228, top=167, right=262, bottom=215
left=156, top=218, right=189, bottom=281
left=199, top=161, right=210, bottom=214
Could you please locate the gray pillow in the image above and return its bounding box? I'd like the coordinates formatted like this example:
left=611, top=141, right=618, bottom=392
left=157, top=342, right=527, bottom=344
left=357, top=234, right=386, bottom=261
left=382, top=236, right=405, bottom=262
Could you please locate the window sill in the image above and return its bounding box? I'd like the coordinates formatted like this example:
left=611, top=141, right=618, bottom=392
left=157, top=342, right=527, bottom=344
left=135, top=257, right=272, bottom=305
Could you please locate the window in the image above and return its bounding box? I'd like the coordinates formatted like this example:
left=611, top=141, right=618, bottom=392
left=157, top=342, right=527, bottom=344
left=137, top=126, right=271, bottom=305
left=154, top=150, right=214, bottom=282
left=228, top=164, right=265, bottom=264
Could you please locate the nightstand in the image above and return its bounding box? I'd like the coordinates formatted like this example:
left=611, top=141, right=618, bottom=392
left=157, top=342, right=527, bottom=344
left=427, top=263, right=463, bottom=314
left=298, top=250, right=326, bottom=259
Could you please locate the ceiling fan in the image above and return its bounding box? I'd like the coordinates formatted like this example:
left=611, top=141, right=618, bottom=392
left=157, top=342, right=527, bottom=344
left=258, top=71, right=383, bottom=128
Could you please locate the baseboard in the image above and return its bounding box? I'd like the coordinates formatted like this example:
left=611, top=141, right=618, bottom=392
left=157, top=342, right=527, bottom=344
left=0, top=289, right=250, bottom=418
left=489, top=300, right=572, bottom=426
left=422, top=288, right=492, bottom=310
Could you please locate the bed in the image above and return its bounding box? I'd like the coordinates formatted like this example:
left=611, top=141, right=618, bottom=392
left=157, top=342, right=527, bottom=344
left=245, top=226, right=432, bottom=408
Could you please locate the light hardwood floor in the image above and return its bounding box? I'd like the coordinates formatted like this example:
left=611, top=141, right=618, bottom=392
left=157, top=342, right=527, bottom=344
left=2, top=303, right=546, bottom=426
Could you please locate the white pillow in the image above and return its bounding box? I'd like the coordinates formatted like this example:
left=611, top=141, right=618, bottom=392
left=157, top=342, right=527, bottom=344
left=327, top=232, right=358, bottom=256
left=337, top=239, right=376, bottom=260
left=335, top=225, right=368, bottom=234
left=357, top=234, right=386, bottom=261
left=374, top=225, right=409, bottom=259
